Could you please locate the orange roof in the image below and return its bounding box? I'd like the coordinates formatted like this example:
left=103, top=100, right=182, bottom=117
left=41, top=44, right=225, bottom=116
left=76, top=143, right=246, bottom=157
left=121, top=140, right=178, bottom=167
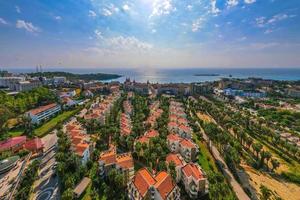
left=136, top=135, right=150, bottom=144
left=179, top=124, right=190, bottom=132
left=180, top=139, right=196, bottom=148
left=168, top=121, right=178, bottom=127
left=75, top=143, right=89, bottom=156
left=133, top=168, right=156, bottom=197
left=167, top=133, right=182, bottom=142
left=154, top=171, right=176, bottom=200
left=182, top=163, right=203, bottom=180
left=145, top=129, right=159, bottom=138
left=132, top=168, right=176, bottom=199
left=28, top=103, right=58, bottom=115
left=166, top=153, right=183, bottom=167
left=99, top=146, right=117, bottom=165
left=116, top=153, right=134, bottom=169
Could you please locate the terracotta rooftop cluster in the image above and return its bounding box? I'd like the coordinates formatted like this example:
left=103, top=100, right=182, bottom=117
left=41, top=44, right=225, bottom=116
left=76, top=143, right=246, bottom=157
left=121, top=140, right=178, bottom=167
left=65, top=121, right=90, bottom=157
left=84, top=92, right=120, bottom=123
left=168, top=100, right=192, bottom=139
left=120, top=113, right=132, bottom=136
left=145, top=101, right=163, bottom=127
left=136, top=129, right=159, bottom=145
left=129, top=168, right=179, bottom=200
left=98, top=144, right=134, bottom=175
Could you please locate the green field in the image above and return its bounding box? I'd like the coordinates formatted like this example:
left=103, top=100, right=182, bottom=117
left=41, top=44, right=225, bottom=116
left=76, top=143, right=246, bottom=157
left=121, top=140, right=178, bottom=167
left=34, top=109, right=79, bottom=137
left=193, top=133, right=218, bottom=173
left=8, top=129, right=24, bottom=137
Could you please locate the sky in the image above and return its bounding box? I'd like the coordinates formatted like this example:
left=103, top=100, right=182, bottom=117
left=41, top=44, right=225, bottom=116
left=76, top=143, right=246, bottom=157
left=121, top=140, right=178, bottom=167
left=0, top=0, right=300, bottom=69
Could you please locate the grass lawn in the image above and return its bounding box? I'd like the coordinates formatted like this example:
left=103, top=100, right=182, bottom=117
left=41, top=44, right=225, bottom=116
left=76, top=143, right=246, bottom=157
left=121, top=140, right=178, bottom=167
left=34, top=109, right=79, bottom=137
left=81, top=184, right=107, bottom=200
left=8, top=129, right=24, bottom=137
left=193, top=133, right=218, bottom=173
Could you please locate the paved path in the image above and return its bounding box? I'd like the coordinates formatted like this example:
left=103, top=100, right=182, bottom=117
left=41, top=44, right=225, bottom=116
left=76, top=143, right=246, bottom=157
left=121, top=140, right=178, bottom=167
left=32, top=132, right=60, bottom=200
left=189, top=101, right=250, bottom=200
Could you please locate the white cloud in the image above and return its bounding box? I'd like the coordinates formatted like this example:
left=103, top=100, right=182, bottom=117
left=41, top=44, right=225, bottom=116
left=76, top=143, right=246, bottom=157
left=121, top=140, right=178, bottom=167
left=88, top=10, right=97, bottom=17
left=187, top=5, right=193, bottom=11
left=150, top=0, right=175, bottom=18
left=16, top=20, right=40, bottom=33
left=102, top=4, right=119, bottom=16
left=54, top=16, right=62, bottom=21
left=268, top=13, right=288, bottom=24
left=107, top=36, right=153, bottom=51
left=151, top=29, right=157, bottom=33
left=244, top=0, right=256, bottom=4
left=0, top=17, right=8, bottom=25
left=192, top=17, right=205, bottom=32
left=94, top=29, right=103, bottom=39
left=255, top=16, right=266, bottom=27
left=211, top=0, right=221, bottom=15
left=122, top=4, right=130, bottom=11
left=227, top=0, right=239, bottom=8
left=15, top=6, right=21, bottom=13
left=255, top=13, right=292, bottom=28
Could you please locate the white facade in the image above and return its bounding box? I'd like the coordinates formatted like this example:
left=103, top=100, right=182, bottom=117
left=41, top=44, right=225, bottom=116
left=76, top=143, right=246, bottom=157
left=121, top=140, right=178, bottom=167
left=27, top=104, right=61, bottom=124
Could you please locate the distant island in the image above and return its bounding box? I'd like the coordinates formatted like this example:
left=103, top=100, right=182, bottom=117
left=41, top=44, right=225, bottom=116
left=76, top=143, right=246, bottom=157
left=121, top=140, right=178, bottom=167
left=28, top=71, right=122, bottom=81
left=194, top=73, right=219, bottom=76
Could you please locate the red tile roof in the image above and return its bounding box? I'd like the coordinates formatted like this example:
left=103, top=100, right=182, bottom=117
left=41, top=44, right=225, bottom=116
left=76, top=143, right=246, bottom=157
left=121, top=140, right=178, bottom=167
left=166, top=153, right=183, bottom=167
left=116, top=153, right=134, bottom=169
left=182, top=163, right=203, bottom=180
left=28, top=103, right=58, bottom=115
left=24, top=138, right=43, bottom=152
left=167, top=133, right=181, bottom=142
left=132, top=168, right=176, bottom=199
left=180, top=139, right=196, bottom=149
left=154, top=171, right=176, bottom=200
left=0, top=136, right=27, bottom=152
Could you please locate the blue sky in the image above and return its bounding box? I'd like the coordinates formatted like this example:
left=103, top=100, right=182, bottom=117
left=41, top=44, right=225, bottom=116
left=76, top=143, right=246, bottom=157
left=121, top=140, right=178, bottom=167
left=0, top=0, right=299, bottom=68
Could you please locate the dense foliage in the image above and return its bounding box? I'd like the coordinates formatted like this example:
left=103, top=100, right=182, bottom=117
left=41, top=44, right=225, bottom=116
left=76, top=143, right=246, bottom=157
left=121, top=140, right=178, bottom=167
left=15, top=160, right=40, bottom=200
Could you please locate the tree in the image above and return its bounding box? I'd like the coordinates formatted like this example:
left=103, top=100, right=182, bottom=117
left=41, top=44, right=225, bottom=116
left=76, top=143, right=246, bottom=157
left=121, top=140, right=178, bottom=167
left=264, top=151, right=272, bottom=170
left=168, top=161, right=177, bottom=182
left=252, top=142, right=263, bottom=159
left=260, top=185, right=272, bottom=200
left=271, top=159, right=280, bottom=172
left=62, top=188, right=74, bottom=200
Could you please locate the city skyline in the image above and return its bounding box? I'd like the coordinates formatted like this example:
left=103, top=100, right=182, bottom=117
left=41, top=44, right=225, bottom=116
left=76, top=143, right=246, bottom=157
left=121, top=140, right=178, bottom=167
left=0, top=0, right=300, bottom=68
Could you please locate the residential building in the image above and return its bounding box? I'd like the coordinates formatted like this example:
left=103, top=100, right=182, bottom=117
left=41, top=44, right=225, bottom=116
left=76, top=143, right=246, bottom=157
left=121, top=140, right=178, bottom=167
left=181, top=163, right=208, bottom=199
left=53, top=76, right=67, bottom=84
left=98, top=145, right=134, bottom=183
left=0, top=136, right=27, bottom=152
left=26, top=103, right=61, bottom=124
left=166, top=153, right=185, bottom=182
left=128, top=168, right=180, bottom=200
left=14, top=80, right=42, bottom=91
left=0, top=77, right=25, bottom=90
left=167, top=133, right=198, bottom=162
left=23, top=137, right=44, bottom=154
left=120, top=113, right=132, bottom=136
left=135, top=130, right=159, bottom=147
left=65, top=121, right=92, bottom=165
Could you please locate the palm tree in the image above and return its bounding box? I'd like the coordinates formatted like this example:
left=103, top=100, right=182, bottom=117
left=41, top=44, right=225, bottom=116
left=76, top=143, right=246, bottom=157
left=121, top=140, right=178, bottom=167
left=252, top=142, right=263, bottom=159
left=260, top=185, right=272, bottom=200
left=271, top=159, right=280, bottom=172
left=264, top=151, right=272, bottom=171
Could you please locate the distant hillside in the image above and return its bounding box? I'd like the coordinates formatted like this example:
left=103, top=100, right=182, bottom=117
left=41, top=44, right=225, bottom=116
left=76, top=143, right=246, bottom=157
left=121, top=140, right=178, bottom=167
left=28, top=71, right=122, bottom=81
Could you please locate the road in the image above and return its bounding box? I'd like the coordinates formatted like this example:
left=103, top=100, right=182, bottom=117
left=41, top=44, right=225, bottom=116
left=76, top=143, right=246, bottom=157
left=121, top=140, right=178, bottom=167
left=32, top=132, right=60, bottom=200
left=188, top=101, right=251, bottom=200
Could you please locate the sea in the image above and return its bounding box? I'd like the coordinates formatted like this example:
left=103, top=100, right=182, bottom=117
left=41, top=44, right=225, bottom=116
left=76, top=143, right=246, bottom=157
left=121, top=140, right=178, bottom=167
left=4, top=67, right=300, bottom=83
